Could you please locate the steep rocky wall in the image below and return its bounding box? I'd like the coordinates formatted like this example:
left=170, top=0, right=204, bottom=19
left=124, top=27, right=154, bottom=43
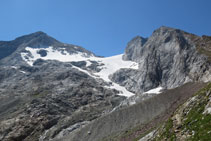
left=112, top=26, right=211, bottom=93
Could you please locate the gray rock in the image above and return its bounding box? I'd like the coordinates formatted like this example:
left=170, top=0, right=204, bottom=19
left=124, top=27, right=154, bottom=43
left=122, top=36, right=147, bottom=61
left=111, top=26, right=211, bottom=92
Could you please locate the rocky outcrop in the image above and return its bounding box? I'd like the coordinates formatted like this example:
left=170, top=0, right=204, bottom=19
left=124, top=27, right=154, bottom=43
left=112, top=26, right=211, bottom=93
left=0, top=61, right=125, bottom=140
left=122, top=36, right=147, bottom=61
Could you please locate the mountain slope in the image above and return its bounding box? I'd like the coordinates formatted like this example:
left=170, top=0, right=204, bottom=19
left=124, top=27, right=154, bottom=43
left=0, top=31, right=138, bottom=141
left=0, top=31, right=95, bottom=66
left=0, top=31, right=60, bottom=60
left=0, top=27, right=210, bottom=141
left=150, top=83, right=211, bottom=141
left=59, top=83, right=205, bottom=141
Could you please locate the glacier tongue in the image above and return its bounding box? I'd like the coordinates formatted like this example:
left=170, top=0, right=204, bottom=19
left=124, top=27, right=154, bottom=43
left=94, top=54, right=138, bottom=97
left=21, top=46, right=139, bottom=97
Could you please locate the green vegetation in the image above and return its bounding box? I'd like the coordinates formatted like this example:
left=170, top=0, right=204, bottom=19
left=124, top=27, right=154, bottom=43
left=153, top=83, right=211, bottom=141
left=155, top=119, right=176, bottom=141
left=184, top=84, right=211, bottom=141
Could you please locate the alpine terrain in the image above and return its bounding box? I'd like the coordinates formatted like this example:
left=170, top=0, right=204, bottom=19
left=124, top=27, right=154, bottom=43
left=0, top=26, right=211, bottom=141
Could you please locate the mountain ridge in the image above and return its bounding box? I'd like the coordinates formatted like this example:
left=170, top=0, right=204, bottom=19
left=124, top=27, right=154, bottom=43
left=0, top=26, right=211, bottom=141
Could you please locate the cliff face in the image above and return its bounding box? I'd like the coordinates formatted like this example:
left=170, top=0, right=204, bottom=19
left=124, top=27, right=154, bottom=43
left=122, top=36, right=147, bottom=62
left=111, top=26, right=211, bottom=93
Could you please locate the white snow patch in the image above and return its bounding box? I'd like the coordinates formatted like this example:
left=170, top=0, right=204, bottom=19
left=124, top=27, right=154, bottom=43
left=21, top=46, right=139, bottom=97
left=94, top=54, right=138, bottom=81
left=21, top=46, right=95, bottom=66
left=92, top=54, right=138, bottom=97
left=11, top=66, right=18, bottom=69
left=20, top=71, right=26, bottom=74
left=105, top=82, right=135, bottom=97
left=71, top=65, right=97, bottom=78
left=143, top=86, right=163, bottom=94
left=86, top=60, right=92, bottom=67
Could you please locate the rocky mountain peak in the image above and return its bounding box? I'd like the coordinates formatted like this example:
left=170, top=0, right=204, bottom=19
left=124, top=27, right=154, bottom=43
left=153, top=26, right=179, bottom=33
left=122, top=36, right=147, bottom=61
left=113, top=26, right=211, bottom=93
left=123, top=26, right=190, bottom=62
left=0, top=31, right=62, bottom=61
left=152, top=26, right=187, bottom=36
left=129, top=36, right=147, bottom=44
left=14, top=31, right=61, bottom=48
left=150, top=26, right=189, bottom=45
left=0, top=32, right=97, bottom=66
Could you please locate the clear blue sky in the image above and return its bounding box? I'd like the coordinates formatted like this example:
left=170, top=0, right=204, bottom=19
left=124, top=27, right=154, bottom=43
left=0, top=0, right=211, bottom=56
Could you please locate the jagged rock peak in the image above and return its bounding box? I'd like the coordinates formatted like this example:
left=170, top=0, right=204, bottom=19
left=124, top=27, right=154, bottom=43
left=14, top=31, right=61, bottom=47
left=123, top=26, right=190, bottom=61
left=0, top=31, right=59, bottom=60
left=15, top=31, right=51, bottom=40
left=129, top=36, right=147, bottom=45
left=118, top=26, right=211, bottom=93
left=152, top=26, right=184, bottom=34
left=122, top=36, right=147, bottom=61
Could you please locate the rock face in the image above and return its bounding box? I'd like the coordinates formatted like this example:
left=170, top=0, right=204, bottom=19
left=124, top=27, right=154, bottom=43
left=122, top=36, right=147, bottom=61
left=112, top=26, right=211, bottom=92
left=0, top=60, right=126, bottom=141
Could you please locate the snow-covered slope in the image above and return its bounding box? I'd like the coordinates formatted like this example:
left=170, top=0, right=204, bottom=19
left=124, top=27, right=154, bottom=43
left=21, top=46, right=139, bottom=97
left=143, top=86, right=163, bottom=94
left=21, top=46, right=96, bottom=66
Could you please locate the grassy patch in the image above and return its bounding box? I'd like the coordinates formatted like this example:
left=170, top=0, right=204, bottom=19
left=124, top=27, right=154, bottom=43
left=156, top=119, right=176, bottom=141
left=154, top=83, right=211, bottom=141
left=183, top=84, right=211, bottom=141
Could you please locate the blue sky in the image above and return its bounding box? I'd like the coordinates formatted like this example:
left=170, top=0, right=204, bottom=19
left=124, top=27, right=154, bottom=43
left=0, top=0, right=211, bottom=56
